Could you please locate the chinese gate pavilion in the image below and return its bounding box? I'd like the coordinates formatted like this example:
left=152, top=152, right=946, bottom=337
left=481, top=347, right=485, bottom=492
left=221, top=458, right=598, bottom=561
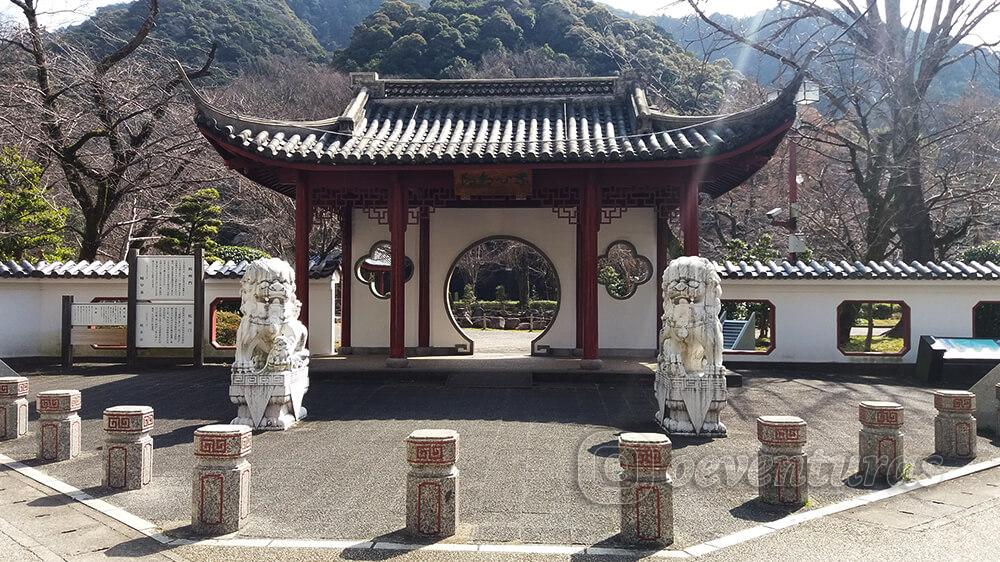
left=179, top=67, right=799, bottom=368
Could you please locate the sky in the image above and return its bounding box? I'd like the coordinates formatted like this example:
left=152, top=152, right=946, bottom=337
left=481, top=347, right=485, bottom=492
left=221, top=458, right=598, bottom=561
left=1, top=0, right=997, bottom=43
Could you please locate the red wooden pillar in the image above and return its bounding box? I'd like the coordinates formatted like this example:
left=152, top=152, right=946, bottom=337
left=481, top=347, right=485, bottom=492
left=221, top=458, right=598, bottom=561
left=387, top=177, right=408, bottom=366
left=681, top=181, right=700, bottom=256
left=579, top=174, right=602, bottom=369
left=294, top=174, right=312, bottom=329
left=417, top=206, right=430, bottom=351
left=575, top=218, right=583, bottom=351
left=655, top=210, right=669, bottom=336
left=340, top=205, right=352, bottom=352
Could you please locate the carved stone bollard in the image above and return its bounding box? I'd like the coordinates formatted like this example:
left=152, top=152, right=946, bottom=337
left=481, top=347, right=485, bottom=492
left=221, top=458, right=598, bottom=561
left=858, top=401, right=904, bottom=482
left=191, top=425, right=252, bottom=535
left=0, top=376, right=29, bottom=440
left=757, top=416, right=808, bottom=506
left=618, top=432, right=673, bottom=547
left=933, top=390, right=977, bottom=460
left=102, top=406, right=154, bottom=490
left=405, top=429, right=459, bottom=538
left=36, top=390, right=81, bottom=461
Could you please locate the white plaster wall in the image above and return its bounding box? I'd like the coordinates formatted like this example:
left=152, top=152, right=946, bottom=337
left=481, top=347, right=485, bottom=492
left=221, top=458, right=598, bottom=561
left=429, top=208, right=578, bottom=354
left=308, top=277, right=337, bottom=356
left=722, top=280, right=1000, bottom=363
left=0, top=279, right=124, bottom=358
left=0, top=274, right=337, bottom=359
left=597, top=208, right=657, bottom=351
left=5, top=269, right=997, bottom=364
left=349, top=208, right=419, bottom=348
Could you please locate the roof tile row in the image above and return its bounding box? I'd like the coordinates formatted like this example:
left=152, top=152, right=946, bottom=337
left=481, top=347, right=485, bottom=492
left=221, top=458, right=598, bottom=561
left=4, top=258, right=997, bottom=281
left=716, top=259, right=1000, bottom=280
left=0, top=257, right=339, bottom=280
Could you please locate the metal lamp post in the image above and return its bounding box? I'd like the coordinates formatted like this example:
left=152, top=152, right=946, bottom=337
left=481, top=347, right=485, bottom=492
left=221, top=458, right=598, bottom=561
left=785, top=81, right=820, bottom=263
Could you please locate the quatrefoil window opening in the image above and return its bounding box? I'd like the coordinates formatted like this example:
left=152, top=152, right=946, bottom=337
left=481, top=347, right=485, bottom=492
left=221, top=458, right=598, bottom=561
left=355, top=241, right=414, bottom=299
left=597, top=240, right=653, bottom=300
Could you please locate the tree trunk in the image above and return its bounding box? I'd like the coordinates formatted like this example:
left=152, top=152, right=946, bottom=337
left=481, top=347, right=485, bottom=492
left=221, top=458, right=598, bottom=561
left=79, top=214, right=102, bottom=261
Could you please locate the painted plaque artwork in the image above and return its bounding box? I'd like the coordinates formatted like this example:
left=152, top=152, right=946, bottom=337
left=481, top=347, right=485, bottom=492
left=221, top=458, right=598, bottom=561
left=136, top=255, right=195, bottom=301
left=454, top=167, right=532, bottom=199
left=136, top=303, right=194, bottom=348
left=71, top=303, right=128, bottom=326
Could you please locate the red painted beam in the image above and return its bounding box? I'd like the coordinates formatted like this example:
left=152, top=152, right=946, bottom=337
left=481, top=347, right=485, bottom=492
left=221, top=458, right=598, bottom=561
left=340, top=206, right=352, bottom=350
left=388, top=177, right=408, bottom=361
left=580, top=174, right=601, bottom=366
left=418, top=206, right=430, bottom=349
left=294, top=174, right=312, bottom=330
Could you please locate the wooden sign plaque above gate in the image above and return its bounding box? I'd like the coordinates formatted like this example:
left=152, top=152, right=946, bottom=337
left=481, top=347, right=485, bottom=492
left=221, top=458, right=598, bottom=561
left=454, top=167, right=532, bottom=199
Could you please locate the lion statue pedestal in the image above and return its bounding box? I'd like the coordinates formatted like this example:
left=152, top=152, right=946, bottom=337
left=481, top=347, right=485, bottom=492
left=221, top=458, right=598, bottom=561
left=229, top=258, right=309, bottom=431
left=655, top=256, right=728, bottom=437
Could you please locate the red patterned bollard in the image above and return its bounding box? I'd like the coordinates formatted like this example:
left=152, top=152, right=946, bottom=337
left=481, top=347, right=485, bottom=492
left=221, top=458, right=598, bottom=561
left=103, top=406, right=154, bottom=490
left=618, top=432, right=673, bottom=547
left=933, top=390, right=976, bottom=460
left=0, top=377, right=29, bottom=440
left=858, top=401, right=904, bottom=482
left=757, top=416, right=808, bottom=506
left=36, top=390, right=81, bottom=461
left=191, top=425, right=252, bottom=535
left=405, top=429, right=459, bottom=538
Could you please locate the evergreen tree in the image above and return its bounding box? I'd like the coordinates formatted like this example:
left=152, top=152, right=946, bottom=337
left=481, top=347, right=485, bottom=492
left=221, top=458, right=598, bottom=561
left=155, top=188, right=222, bottom=255
left=0, top=148, right=71, bottom=261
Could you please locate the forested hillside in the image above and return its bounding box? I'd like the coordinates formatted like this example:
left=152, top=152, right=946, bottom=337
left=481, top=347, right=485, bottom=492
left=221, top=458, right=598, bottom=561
left=337, top=0, right=728, bottom=112
left=66, top=0, right=730, bottom=112
left=285, top=0, right=428, bottom=50
left=65, top=0, right=328, bottom=76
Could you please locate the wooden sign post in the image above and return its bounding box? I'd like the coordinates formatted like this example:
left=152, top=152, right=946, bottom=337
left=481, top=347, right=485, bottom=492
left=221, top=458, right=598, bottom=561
left=63, top=249, right=204, bottom=369
left=127, top=250, right=204, bottom=367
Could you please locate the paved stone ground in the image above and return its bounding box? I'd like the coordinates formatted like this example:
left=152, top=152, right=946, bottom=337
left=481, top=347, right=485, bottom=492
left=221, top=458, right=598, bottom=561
left=5, top=454, right=998, bottom=561
left=0, top=466, right=182, bottom=562
left=1, top=365, right=997, bottom=550
left=463, top=329, right=539, bottom=354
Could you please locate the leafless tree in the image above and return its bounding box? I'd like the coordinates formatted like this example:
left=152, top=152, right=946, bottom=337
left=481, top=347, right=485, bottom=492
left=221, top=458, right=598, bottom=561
left=684, top=0, right=1000, bottom=261
left=447, top=46, right=585, bottom=79
left=454, top=242, right=500, bottom=299
left=204, top=57, right=355, bottom=260
left=0, top=0, right=219, bottom=260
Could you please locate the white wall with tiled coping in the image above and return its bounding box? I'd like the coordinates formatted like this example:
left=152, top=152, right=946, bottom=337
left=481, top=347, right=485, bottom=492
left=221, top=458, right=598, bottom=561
left=721, top=279, right=999, bottom=364
left=0, top=276, right=338, bottom=359
left=2, top=255, right=998, bottom=364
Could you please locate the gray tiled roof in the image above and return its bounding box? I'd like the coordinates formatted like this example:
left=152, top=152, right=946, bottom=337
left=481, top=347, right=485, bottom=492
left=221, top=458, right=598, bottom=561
left=0, top=257, right=339, bottom=280
left=6, top=258, right=996, bottom=281
left=182, top=68, right=798, bottom=171
left=717, top=260, right=1000, bottom=280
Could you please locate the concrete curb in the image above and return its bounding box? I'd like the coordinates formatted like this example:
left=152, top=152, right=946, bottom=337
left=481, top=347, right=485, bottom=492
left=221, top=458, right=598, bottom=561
left=3, top=452, right=999, bottom=558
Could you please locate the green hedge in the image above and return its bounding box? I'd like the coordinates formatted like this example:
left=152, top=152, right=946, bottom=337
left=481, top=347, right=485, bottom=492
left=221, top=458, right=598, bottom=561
left=452, top=300, right=557, bottom=313
left=960, top=241, right=1000, bottom=263
left=209, top=245, right=271, bottom=263
left=214, top=310, right=241, bottom=346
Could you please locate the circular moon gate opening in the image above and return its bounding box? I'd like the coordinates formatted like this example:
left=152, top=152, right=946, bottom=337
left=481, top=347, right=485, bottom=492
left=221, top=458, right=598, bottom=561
left=446, top=237, right=560, bottom=355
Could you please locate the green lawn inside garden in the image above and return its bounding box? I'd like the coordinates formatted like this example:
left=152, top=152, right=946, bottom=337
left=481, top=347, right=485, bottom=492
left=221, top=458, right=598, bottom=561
left=843, top=334, right=905, bottom=353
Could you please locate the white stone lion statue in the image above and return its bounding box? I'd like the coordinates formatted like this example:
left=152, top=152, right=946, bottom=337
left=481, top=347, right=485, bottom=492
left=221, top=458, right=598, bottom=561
left=655, top=256, right=727, bottom=436
left=229, top=258, right=309, bottom=430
